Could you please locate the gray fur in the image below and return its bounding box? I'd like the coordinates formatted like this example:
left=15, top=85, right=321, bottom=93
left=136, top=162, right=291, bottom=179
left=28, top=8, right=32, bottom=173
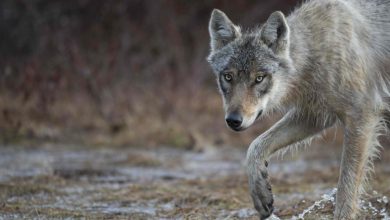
left=207, top=0, right=390, bottom=219
left=209, top=9, right=242, bottom=53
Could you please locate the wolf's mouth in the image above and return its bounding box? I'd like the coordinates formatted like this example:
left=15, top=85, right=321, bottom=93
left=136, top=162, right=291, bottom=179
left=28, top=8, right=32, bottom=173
left=231, top=127, right=243, bottom=132
left=255, top=110, right=263, bottom=120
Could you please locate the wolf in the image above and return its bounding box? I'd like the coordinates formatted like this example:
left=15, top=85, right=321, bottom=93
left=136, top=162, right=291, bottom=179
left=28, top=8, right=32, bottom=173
left=207, top=0, right=390, bottom=219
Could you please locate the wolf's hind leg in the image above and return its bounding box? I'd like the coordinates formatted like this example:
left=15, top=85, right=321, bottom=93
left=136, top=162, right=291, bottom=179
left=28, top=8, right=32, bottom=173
left=335, top=115, right=383, bottom=219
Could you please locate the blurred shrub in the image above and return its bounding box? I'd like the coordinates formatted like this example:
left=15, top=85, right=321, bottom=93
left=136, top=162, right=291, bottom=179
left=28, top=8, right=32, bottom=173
left=0, top=0, right=296, bottom=148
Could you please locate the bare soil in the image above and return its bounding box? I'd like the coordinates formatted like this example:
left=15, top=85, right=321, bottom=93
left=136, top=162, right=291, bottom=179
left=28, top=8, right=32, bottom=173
left=0, top=142, right=389, bottom=219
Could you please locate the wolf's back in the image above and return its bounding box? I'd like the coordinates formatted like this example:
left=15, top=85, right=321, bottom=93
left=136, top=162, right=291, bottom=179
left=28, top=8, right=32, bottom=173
left=354, top=0, right=390, bottom=111
left=356, top=0, right=390, bottom=54
left=289, top=0, right=390, bottom=104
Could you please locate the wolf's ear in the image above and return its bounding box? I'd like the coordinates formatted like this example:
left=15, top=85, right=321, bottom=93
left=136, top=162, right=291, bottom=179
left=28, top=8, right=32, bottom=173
left=209, top=9, right=241, bottom=52
left=260, top=11, right=290, bottom=55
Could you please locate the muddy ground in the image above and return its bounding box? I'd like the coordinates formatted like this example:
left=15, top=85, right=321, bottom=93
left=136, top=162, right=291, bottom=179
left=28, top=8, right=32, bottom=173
left=0, top=141, right=389, bottom=219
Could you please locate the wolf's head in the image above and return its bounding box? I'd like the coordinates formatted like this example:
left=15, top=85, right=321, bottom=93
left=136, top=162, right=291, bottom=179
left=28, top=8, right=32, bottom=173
left=207, top=9, right=294, bottom=131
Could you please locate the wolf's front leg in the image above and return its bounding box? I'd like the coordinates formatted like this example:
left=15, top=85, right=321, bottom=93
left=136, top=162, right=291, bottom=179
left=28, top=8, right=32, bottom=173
left=246, top=110, right=333, bottom=219
left=335, top=116, right=380, bottom=219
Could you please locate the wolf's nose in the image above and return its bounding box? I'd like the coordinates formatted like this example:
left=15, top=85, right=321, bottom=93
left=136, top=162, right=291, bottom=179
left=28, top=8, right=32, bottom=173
left=226, top=113, right=242, bottom=129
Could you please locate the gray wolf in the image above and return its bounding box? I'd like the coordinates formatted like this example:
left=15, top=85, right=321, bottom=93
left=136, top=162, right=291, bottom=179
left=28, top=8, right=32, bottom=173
left=206, top=0, right=390, bottom=219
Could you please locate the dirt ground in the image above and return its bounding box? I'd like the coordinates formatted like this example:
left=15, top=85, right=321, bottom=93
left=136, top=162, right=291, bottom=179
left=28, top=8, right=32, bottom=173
left=0, top=141, right=389, bottom=220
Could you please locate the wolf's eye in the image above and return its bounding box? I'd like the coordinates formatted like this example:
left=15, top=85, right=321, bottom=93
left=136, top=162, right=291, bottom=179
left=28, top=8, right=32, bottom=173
left=255, top=75, right=264, bottom=83
left=224, top=73, right=233, bottom=82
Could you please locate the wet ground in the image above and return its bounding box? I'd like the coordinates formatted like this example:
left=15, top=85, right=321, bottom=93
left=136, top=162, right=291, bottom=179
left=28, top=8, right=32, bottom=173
left=0, top=142, right=389, bottom=219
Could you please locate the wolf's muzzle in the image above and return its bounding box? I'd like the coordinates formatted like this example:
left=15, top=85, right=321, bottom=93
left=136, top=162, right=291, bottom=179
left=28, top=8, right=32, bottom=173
left=225, top=112, right=242, bottom=130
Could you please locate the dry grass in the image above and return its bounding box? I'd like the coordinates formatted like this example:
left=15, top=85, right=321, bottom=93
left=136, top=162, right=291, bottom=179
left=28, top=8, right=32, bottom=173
left=2, top=170, right=388, bottom=219
left=0, top=86, right=278, bottom=150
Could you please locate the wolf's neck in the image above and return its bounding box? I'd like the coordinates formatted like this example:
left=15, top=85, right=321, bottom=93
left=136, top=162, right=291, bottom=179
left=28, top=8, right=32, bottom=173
left=287, top=17, right=311, bottom=75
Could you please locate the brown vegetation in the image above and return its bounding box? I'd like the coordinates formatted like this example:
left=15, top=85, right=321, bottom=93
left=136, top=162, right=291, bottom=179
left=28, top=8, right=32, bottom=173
left=0, top=0, right=296, bottom=148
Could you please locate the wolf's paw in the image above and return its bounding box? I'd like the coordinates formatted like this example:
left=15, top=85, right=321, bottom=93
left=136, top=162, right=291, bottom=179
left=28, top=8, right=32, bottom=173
left=248, top=161, right=274, bottom=220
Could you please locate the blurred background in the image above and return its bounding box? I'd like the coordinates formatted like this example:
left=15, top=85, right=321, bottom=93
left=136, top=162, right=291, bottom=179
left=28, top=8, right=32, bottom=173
left=0, top=0, right=297, bottom=149
left=0, top=1, right=389, bottom=219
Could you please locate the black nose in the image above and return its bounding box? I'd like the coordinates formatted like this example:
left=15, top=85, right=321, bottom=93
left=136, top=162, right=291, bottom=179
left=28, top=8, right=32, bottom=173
left=226, top=113, right=242, bottom=129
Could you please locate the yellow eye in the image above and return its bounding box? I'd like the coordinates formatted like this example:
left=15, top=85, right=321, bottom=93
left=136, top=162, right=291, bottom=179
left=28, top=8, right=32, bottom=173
left=255, top=75, right=264, bottom=83
left=224, top=73, right=232, bottom=82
